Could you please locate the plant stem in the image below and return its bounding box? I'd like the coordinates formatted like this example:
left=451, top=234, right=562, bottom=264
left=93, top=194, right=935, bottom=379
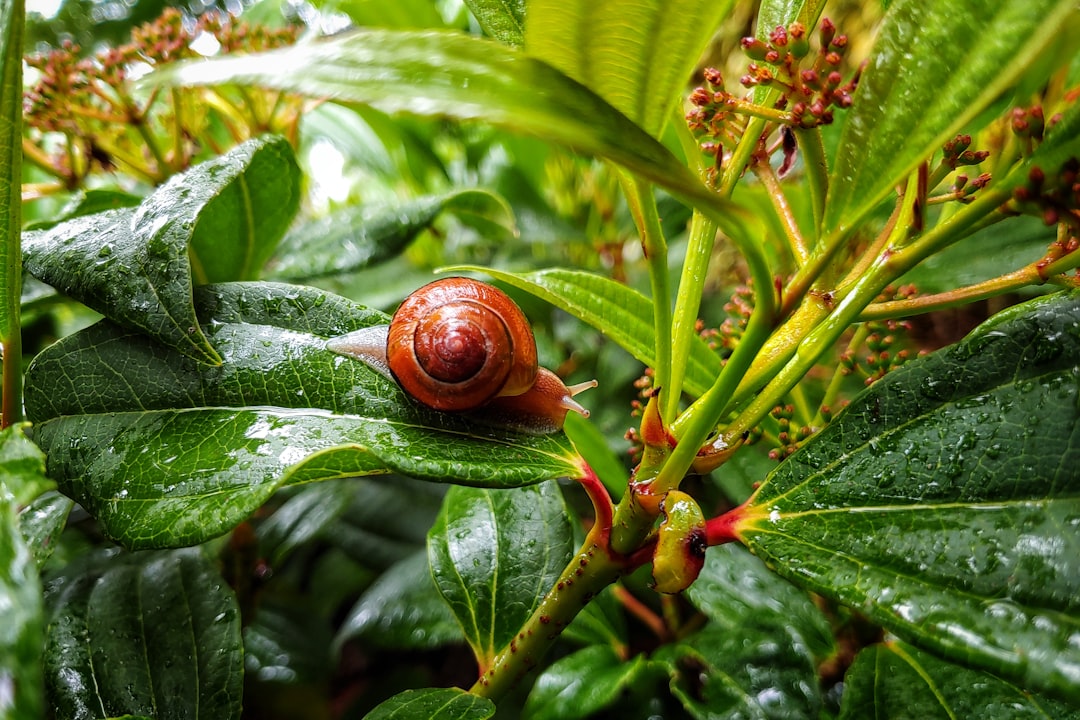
left=1, top=0, right=24, bottom=428
left=795, top=127, right=828, bottom=238
left=665, top=211, right=717, bottom=422
left=753, top=158, right=808, bottom=264
left=624, top=176, right=672, bottom=405
left=470, top=513, right=624, bottom=702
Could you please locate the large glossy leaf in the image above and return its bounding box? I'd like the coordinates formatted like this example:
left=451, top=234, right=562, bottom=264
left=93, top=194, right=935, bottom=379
left=524, top=0, right=733, bottom=138
left=25, top=282, right=582, bottom=549
left=0, top=425, right=47, bottom=720
left=269, top=190, right=515, bottom=281
left=823, top=0, right=1079, bottom=235
left=523, top=645, right=656, bottom=720
left=735, top=291, right=1080, bottom=702
left=146, top=30, right=720, bottom=212
left=687, top=544, right=835, bottom=664
left=363, top=688, right=494, bottom=720
left=22, top=136, right=299, bottom=364
left=657, top=619, right=822, bottom=720
left=335, top=549, right=462, bottom=651
left=840, top=641, right=1080, bottom=720
left=428, top=482, right=574, bottom=669
left=451, top=266, right=723, bottom=397
left=43, top=547, right=243, bottom=720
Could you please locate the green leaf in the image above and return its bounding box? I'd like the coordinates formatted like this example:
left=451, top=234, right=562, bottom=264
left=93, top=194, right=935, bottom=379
left=464, top=0, right=524, bottom=46
left=335, top=549, right=463, bottom=651
left=524, top=0, right=733, bottom=138
left=562, top=412, right=629, bottom=500
left=23, top=187, right=142, bottom=231
left=756, top=0, right=827, bottom=38
left=449, top=266, right=723, bottom=397
left=822, top=0, right=1079, bottom=236
left=561, top=584, right=627, bottom=650
left=182, top=135, right=301, bottom=284
left=686, top=544, right=835, bottom=664
left=25, top=282, right=582, bottom=549
left=326, top=476, right=445, bottom=571
left=244, top=597, right=332, bottom=686
left=0, top=426, right=46, bottom=720
left=523, top=645, right=654, bottom=720
left=43, top=547, right=243, bottom=720
left=20, top=490, right=73, bottom=568
left=256, top=480, right=357, bottom=566
left=428, top=482, right=573, bottom=668
left=840, top=641, right=1080, bottom=720
left=363, top=688, right=495, bottom=720
left=658, top=620, right=822, bottom=720
left=269, top=190, right=515, bottom=281
left=22, top=136, right=299, bottom=364
left=736, top=290, right=1080, bottom=703
left=146, top=30, right=714, bottom=209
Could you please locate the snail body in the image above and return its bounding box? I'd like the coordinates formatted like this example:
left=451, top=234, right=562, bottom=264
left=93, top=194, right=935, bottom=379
left=327, top=277, right=593, bottom=434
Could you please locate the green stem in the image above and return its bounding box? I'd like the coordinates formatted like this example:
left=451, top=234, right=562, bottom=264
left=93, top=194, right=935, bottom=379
left=753, top=158, right=808, bottom=264
left=794, top=127, right=828, bottom=240
left=860, top=255, right=1080, bottom=321
left=657, top=254, right=776, bottom=490
left=1, top=0, right=24, bottom=428
left=719, top=116, right=766, bottom=198
left=471, top=467, right=623, bottom=701
left=624, top=175, right=672, bottom=404
left=665, top=211, right=717, bottom=422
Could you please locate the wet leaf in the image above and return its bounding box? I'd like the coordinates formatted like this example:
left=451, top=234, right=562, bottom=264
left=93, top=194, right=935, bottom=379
left=269, top=190, right=515, bottom=280
left=335, top=549, right=462, bottom=651
left=840, top=641, right=1080, bottom=720
left=19, top=490, right=73, bottom=568
left=736, top=290, right=1080, bottom=702
left=363, top=687, right=494, bottom=719
left=523, top=645, right=656, bottom=720
left=0, top=426, right=48, bottom=720
left=22, top=136, right=299, bottom=364
left=326, top=476, right=445, bottom=571
left=524, top=0, right=733, bottom=137
left=244, top=597, right=332, bottom=685
left=43, top=547, right=243, bottom=720
left=25, top=282, right=581, bottom=549
left=687, top=544, right=835, bottom=664
left=657, top=619, right=822, bottom=720
left=146, top=30, right=720, bottom=212
left=428, top=482, right=573, bottom=669
left=823, top=0, right=1078, bottom=235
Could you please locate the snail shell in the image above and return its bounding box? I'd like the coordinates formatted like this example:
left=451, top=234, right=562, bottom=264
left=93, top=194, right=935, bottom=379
left=327, top=277, right=594, bottom=433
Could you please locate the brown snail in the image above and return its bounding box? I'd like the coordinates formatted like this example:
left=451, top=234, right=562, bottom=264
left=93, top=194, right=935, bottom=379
left=326, top=277, right=595, bottom=434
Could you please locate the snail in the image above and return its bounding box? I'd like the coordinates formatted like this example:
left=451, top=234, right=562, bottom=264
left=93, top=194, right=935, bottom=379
left=326, top=277, right=595, bottom=434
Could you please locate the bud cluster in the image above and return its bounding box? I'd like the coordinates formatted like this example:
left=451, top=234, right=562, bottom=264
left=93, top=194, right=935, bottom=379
left=686, top=18, right=860, bottom=185
left=696, top=285, right=754, bottom=358
left=1012, top=158, right=1080, bottom=238
left=840, top=286, right=921, bottom=386
left=23, top=8, right=301, bottom=189
left=767, top=404, right=814, bottom=461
